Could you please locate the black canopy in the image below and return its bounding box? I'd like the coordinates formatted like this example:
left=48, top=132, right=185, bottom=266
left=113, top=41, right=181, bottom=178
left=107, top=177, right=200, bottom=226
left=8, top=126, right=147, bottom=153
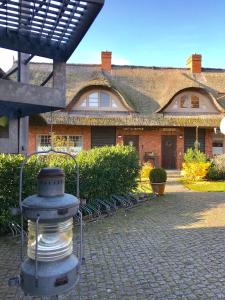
left=0, top=0, right=104, bottom=61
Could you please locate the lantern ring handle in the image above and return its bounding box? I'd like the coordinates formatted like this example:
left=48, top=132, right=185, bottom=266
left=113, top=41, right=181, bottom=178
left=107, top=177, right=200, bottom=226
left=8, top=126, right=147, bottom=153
left=19, top=149, right=80, bottom=213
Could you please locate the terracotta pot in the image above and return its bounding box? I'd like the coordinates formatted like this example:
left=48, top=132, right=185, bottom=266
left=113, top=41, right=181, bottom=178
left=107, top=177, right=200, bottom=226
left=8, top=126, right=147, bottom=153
left=150, top=182, right=166, bottom=196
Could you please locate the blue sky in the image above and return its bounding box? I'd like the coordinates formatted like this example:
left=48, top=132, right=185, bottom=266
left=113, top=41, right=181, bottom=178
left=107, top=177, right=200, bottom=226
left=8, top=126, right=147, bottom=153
left=69, top=0, right=225, bottom=68
left=1, top=0, right=225, bottom=71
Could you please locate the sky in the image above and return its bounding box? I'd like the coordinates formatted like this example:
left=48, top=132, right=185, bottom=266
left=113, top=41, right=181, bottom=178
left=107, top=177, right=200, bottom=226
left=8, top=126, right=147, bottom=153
left=1, top=0, right=225, bottom=71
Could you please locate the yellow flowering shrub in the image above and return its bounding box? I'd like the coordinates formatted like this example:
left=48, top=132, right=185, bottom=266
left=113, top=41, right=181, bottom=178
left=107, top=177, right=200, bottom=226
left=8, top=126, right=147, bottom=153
left=181, top=162, right=210, bottom=182
left=140, top=162, right=153, bottom=180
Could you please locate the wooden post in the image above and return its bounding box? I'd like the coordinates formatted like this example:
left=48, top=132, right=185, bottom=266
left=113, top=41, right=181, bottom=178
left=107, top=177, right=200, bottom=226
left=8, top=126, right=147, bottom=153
left=195, top=126, right=199, bottom=150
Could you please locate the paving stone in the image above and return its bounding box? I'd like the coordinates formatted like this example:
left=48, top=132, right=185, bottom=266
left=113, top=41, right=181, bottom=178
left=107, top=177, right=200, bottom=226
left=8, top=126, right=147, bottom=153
left=2, top=178, right=225, bottom=299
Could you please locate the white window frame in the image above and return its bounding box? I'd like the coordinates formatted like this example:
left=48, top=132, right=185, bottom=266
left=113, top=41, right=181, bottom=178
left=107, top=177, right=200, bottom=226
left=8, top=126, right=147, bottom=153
left=36, top=134, right=83, bottom=154
left=79, top=90, right=119, bottom=110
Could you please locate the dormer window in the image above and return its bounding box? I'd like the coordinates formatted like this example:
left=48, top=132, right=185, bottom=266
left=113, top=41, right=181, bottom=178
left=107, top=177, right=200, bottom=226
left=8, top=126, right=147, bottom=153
left=180, top=95, right=188, bottom=108
left=161, top=88, right=220, bottom=114
left=79, top=91, right=118, bottom=109
left=75, top=89, right=133, bottom=112
left=191, top=95, right=199, bottom=108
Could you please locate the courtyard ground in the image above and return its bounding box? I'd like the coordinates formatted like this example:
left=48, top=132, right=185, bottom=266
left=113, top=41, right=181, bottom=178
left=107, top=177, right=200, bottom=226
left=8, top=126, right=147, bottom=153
left=1, top=177, right=225, bottom=299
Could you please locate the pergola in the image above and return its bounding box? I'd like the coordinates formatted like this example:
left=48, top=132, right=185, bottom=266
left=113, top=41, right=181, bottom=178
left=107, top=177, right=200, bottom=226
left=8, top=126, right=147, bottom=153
left=0, top=0, right=104, bottom=62
left=0, top=0, right=104, bottom=152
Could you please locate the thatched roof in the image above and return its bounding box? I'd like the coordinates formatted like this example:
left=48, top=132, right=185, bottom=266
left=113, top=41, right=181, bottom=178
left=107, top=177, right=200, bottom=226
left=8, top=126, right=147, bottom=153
left=38, top=111, right=222, bottom=128
left=28, top=63, right=225, bottom=127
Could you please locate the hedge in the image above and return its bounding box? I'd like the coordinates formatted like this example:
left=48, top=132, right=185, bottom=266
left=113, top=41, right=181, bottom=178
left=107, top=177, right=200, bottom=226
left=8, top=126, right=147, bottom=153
left=0, top=145, right=139, bottom=234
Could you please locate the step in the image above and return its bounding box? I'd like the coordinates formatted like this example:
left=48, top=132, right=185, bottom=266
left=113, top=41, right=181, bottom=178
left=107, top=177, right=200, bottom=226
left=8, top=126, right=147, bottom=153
left=166, top=170, right=181, bottom=178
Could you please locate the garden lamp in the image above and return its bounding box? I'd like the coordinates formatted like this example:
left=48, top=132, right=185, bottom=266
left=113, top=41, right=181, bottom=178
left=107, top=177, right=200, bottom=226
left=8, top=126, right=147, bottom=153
left=20, top=167, right=80, bottom=297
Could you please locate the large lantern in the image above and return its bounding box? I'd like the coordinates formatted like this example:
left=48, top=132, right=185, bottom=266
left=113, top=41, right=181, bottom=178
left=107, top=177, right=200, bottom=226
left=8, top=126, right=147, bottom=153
left=20, top=167, right=80, bottom=297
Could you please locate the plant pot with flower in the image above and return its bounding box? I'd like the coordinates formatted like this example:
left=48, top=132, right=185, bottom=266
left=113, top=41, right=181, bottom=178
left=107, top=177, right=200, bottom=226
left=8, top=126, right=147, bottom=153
left=149, top=167, right=167, bottom=196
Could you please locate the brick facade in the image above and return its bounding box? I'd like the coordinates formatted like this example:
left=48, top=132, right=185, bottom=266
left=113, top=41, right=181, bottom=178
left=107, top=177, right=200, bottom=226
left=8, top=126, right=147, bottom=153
left=28, top=125, right=91, bottom=154
left=116, top=127, right=184, bottom=169
left=29, top=124, right=213, bottom=170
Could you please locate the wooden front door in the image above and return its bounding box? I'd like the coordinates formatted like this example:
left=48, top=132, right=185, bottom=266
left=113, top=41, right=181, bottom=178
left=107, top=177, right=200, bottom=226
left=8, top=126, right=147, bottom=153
left=161, top=135, right=177, bottom=169
left=123, top=135, right=139, bottom=153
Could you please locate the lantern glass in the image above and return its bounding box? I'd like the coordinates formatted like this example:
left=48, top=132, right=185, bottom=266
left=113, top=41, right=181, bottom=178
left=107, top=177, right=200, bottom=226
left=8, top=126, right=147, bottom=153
left=28, top=218, right=73, bottom=262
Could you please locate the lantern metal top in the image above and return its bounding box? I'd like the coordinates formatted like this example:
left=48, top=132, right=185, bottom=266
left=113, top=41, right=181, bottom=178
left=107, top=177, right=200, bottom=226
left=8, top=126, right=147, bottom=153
left=38, top=167, right=65, bottom=179
left=0, top=0, right=104, bottom=61
left=22, top=167, right=80, bottom=222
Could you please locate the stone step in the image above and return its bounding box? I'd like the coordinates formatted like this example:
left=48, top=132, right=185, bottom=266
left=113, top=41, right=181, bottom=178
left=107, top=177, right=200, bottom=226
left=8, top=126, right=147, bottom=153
left=166, top=170, right=181, bottom=178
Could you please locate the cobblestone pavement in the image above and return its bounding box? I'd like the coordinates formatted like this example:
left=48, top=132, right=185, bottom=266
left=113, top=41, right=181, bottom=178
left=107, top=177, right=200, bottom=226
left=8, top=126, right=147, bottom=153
left=2, top=179, right=225, bottom=299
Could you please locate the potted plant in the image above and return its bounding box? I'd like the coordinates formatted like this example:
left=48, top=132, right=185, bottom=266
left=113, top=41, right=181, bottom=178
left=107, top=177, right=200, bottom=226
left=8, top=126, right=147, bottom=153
left=149, top=167, right=167, bottom=196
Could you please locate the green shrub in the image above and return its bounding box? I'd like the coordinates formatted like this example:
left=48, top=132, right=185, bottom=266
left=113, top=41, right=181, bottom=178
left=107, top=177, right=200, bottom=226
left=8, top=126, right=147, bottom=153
left=0, top=145, right=139, bottom=235
left=149, top=168, right=167, bottom=183
left=77, top=145, right=139, bottom=199
left=207, top=154, right=225, bottom=181
left=183, top=148, right=208, bottom=163
left=207, top=166, right=224, bottom=181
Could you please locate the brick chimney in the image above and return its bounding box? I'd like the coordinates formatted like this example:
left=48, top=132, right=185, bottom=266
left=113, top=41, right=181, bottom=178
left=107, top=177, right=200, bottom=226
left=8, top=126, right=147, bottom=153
left=186, top=54, right=202, bottom=73
left=101, top=51, right=112, bottom=71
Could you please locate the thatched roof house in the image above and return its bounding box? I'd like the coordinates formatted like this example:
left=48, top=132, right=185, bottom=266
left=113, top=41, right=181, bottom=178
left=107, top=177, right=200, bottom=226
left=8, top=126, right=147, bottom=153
left=29, top=52, right=225, bottom=169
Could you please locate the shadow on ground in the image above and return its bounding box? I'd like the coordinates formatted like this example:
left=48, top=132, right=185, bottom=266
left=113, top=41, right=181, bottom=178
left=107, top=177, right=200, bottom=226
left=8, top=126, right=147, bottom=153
left=1, top=190, right=225, bottom=299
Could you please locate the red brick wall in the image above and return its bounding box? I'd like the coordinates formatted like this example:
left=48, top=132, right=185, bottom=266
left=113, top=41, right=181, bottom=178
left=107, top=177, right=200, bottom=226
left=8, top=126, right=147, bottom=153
left=116, top=127, right=184, bottom=169
left=29, top=125, right=213, bottom=169
left=28, top=125, right=91, bottom=153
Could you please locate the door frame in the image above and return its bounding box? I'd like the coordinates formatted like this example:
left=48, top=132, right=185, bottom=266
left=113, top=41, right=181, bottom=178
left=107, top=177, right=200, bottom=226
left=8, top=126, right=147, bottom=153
left=161, top=135, right=177, bottom=169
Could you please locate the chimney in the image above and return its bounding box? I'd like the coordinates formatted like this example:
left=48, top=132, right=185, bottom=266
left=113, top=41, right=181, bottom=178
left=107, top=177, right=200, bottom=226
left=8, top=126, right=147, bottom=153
left=101, top=51, right=112, bottom=72
left=186, top=54, right=202, bottom=73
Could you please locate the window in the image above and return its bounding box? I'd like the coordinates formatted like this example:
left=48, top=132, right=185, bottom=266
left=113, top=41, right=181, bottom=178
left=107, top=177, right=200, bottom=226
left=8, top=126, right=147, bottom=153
left=37, top=135, right=83, bottom=154
left=37, top=135, right=51, bottom=150
left=100, top=92, right=110, bottom=107
left=191, top=95, right=199, bottom=108
left=180, top=94, right=200, bottom=109
left=89, top=92, right=98, bottom=107
left=212, top=131, right=224, bottom=155
left=180, top=95, right=188, bottom=108
left=68, top=136, right=83, bottom=154
left=78, top=90, right=120, bottom=109
left=80, top=99, right=87, bottom=107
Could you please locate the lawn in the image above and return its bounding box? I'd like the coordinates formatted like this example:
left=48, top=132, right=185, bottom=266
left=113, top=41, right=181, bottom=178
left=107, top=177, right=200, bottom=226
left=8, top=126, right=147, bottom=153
left=183, top=180, right=225, bottom=192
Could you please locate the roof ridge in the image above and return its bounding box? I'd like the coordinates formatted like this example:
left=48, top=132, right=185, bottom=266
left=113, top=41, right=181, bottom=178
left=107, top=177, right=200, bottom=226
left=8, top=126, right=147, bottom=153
left=28, top=61, right=225, bottom=72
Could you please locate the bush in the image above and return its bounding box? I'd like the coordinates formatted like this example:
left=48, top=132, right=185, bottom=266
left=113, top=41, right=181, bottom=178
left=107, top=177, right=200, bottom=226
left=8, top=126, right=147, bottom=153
left=183, top=148, right=208, bottom=163
left=77, top=145, right=139, bottom=199
left=207, top=166, right=224, bottom=181
left=0, top=145, right=139, bottom=234
left=182, top=162, right=210, bottom=182
left=182, top=148, right=210, bottom=182
left=0, top=154, right=46, bottom=235
left=140, top=162, right=153, bottom=180
left=149, top=167, right=167, bottom=183
left=207, top=154, right=225, bottom=181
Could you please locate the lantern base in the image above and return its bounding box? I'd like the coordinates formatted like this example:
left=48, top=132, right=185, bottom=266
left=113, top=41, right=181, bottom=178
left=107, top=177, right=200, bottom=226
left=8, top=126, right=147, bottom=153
left=20, top=255, right=79, bottom=297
